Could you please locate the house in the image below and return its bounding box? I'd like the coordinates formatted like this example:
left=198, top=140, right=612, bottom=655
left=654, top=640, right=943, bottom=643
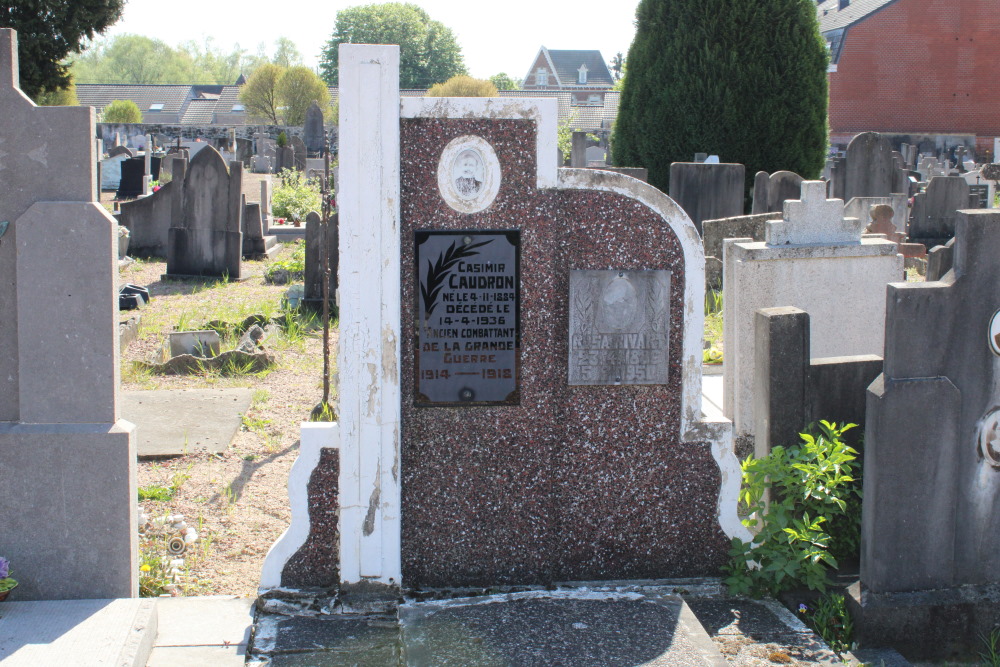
left=817, top=0, right=1000, bottom=156
left=77, top=83, right=618, bottom=134
left=522, top=47, right=615, bottom=107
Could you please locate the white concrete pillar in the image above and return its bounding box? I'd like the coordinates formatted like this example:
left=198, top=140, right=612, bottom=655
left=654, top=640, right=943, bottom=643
left=337, top=44, right=402, bottom=586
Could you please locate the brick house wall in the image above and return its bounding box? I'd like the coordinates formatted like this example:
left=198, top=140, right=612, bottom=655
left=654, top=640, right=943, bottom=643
left=829, top=0, right=1000, bottom=155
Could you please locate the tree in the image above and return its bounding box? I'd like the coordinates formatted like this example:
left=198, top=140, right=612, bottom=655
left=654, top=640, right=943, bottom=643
left=319, top=3, right=466, bottom=88
left=1, top=0, right=125, bottom=98
left=427, top=75, right=496, bottom=97
left=35, top=79, right=79, bottom=106
left=277, top=66, right=330, bottom=126
left=489, top=72, right=521, bottom=91
left=73, top=35, right=303, bottom=85
left=611, top=0, right=828, bottom=201
left=102, top=99, right=142, bottom=123
left=240, top=63, right=283, bottom=123
left=608, top=52, right=625, bottom=82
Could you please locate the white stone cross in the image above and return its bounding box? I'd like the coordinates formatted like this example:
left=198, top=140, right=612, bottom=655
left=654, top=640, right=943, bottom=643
left=766, top=180, right=864, bottom=246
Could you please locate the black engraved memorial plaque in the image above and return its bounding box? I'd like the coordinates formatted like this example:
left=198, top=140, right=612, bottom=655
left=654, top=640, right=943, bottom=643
left=568, top=270, right=671, bottom=385
left=415, top=230, right=520, bottom=406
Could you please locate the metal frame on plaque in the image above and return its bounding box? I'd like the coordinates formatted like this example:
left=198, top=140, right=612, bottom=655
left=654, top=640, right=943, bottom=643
left=568, top=270, right=671, bottom=385
left=414, top=230, right=521, bottom=406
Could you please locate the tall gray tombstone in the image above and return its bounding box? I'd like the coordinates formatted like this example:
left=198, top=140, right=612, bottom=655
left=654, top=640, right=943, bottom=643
left=166, top=145, right=243, bottom=278
left=0, top=28, right=136, bottom=600
left=260, top=177, right=273, bottom=234
left=845, top=131, right=896, bottom=201
left=751, top=170, right=804, bottom=214
left=304, top=101, right=325, bottom=156
left=570, top=131, right=588, bottom=168
left=303, top=211, right=338, bottom=310
left=857, top=210, right=1000, bottom=660
left=668, top=162, right=745, bottom=233
left=908, top=175, right=970, bottom=249
left=291, top=135, right=307, bottom=172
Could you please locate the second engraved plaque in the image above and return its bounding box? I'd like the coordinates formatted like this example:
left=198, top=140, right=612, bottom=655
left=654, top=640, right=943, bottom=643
left=568, top=270, right=671, bottom=385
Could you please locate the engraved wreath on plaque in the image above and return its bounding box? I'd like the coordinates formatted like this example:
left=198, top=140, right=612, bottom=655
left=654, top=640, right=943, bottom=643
left=568, top=270, right=671, bottom=385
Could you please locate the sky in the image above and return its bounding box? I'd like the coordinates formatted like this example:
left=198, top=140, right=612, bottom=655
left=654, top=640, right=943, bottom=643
left=103, top=0, right=639, bottom=80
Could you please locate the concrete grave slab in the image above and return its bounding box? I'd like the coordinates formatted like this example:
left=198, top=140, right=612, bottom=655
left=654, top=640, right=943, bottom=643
left=399, top=590, right=726, bottom=667
left=0, top=599, right=156, bottom=667
left=122, top=388, right=253, bottom=457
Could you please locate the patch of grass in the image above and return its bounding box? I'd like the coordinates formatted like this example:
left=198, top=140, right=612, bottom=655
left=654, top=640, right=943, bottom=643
left=242, top=414, right=272, bottom=434
left=138, top=485, right=173, bottom=502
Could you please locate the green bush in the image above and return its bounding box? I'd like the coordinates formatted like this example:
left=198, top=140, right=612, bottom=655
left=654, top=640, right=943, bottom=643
left=271, top=169, right=321, bottom=222
left=723, top=421, right=861, bottom=597
left=612, top=0, right=829, bottom=202
left=264, top=239, right=305, bottom=283
left=102, top=99, right=143, bottom=123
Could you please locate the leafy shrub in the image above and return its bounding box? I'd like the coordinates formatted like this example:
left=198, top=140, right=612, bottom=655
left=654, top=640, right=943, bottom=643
left=271, top=169, right=321, bottom=222
left=723, top=421, right=861, bottom=597
left=427, top=75, right=497, bottom=97
left=102, top=99, right=143, bottom=123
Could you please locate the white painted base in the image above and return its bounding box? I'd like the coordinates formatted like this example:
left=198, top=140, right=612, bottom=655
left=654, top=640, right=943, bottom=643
left=259, top=422, right=339, bottom=591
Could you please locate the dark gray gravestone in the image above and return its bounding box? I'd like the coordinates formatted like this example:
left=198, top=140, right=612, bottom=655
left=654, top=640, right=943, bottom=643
left=753, top=306, right=881, bottom=457
left=668, top=162, right=744, bottom=234
left=751, top=170, right=804, bottom=214
left=116, top=157, right=145, bottom=199
left=925, top=237, right=955, bottom=281
left=845, top=132, right=896, bottom=200
left=828, top=156, right=846, bottom=200
left=291, top=135, right=307, bottom=172
left=857, top=210, right=1000, bottom=660
left=303, top=211, right=338, bottom=311
left=235, top=137, right=253, bottom=164
left=242, top=200, right=265, bottom=257
left=908, top=176, right=969, bottom=249
left=276, top=145, right=294, bottom=172
left=304, top=101, right=325, bottom=156
left=118, top=175, right=177, bottom=257
left=166, top=146, right=242, bottom=278
left=570, top=132, right=588, bottom=168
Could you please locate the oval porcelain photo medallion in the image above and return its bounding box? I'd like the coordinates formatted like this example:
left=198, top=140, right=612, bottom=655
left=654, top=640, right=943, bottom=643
left=990, top=309, right=1000, bottom=357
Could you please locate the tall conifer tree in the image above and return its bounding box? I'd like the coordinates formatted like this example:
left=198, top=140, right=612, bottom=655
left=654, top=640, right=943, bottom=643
left=612, top=0, right=829, bottom=202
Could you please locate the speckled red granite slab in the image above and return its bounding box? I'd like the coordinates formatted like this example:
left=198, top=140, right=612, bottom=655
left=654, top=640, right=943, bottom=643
left=399, top=118, right=728, bottom=587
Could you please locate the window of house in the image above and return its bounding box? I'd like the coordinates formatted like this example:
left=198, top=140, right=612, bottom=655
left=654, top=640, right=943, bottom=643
left=232, top=104, right=245, bottom=112
left=536, top=68, right=548, bottom=86
left=578, top=65, right=588, bottom=85
left=588, top=94, right=602, bottom=105
left=149, top=103, right=164, bottom=111
left=825, top=28, right=846, bottom=65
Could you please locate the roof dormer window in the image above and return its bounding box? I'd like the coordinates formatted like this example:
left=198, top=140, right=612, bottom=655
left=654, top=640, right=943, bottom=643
left=578, top=64, right=588, bottom=85
left=149, top=103, right=164, bottom=111
left=537, top=68, right=548, bottom=86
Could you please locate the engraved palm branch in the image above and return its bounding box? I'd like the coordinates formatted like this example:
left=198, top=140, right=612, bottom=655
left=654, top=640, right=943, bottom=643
left=420, top=239, right=492, bottom=316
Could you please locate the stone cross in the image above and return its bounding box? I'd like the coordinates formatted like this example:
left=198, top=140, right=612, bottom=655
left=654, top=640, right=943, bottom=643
left=766, top=180, right=864, bottom=246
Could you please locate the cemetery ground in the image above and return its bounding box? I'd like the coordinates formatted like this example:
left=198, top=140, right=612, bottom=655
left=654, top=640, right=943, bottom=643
left=117, top=247, right=332, bottom=599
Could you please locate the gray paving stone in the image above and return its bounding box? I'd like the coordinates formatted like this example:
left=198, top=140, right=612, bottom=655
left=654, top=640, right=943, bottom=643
left=153, top=595, right=253, bottom=647
left=147, top=645, right=247, bottom=666
left=122, top=388, right=252, bottom=456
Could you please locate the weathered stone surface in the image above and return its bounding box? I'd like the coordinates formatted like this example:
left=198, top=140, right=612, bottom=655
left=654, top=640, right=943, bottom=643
left=303, top=101, right=325, bottom=155
left=119, top=180, right=176, bottom=256
left=290, top=135, right=307, bottom=172
left=166, top=146, right=243, bottom=278
left=703, top=211, right=780, bottom=262
left=751, top=170, right=804, bottom=214
left=724, top=179, right=902, bottom=440
left=303, top=211, right=338, bottom=310
left=668, top=162, right=745, bottom=233
left=845, top=131, right=897, bottom=200
left=908, top=175, right=970, bottom=248
left=400, top=593, right=727, bottom=667
left=863, top=209, right=1000, bottom=597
